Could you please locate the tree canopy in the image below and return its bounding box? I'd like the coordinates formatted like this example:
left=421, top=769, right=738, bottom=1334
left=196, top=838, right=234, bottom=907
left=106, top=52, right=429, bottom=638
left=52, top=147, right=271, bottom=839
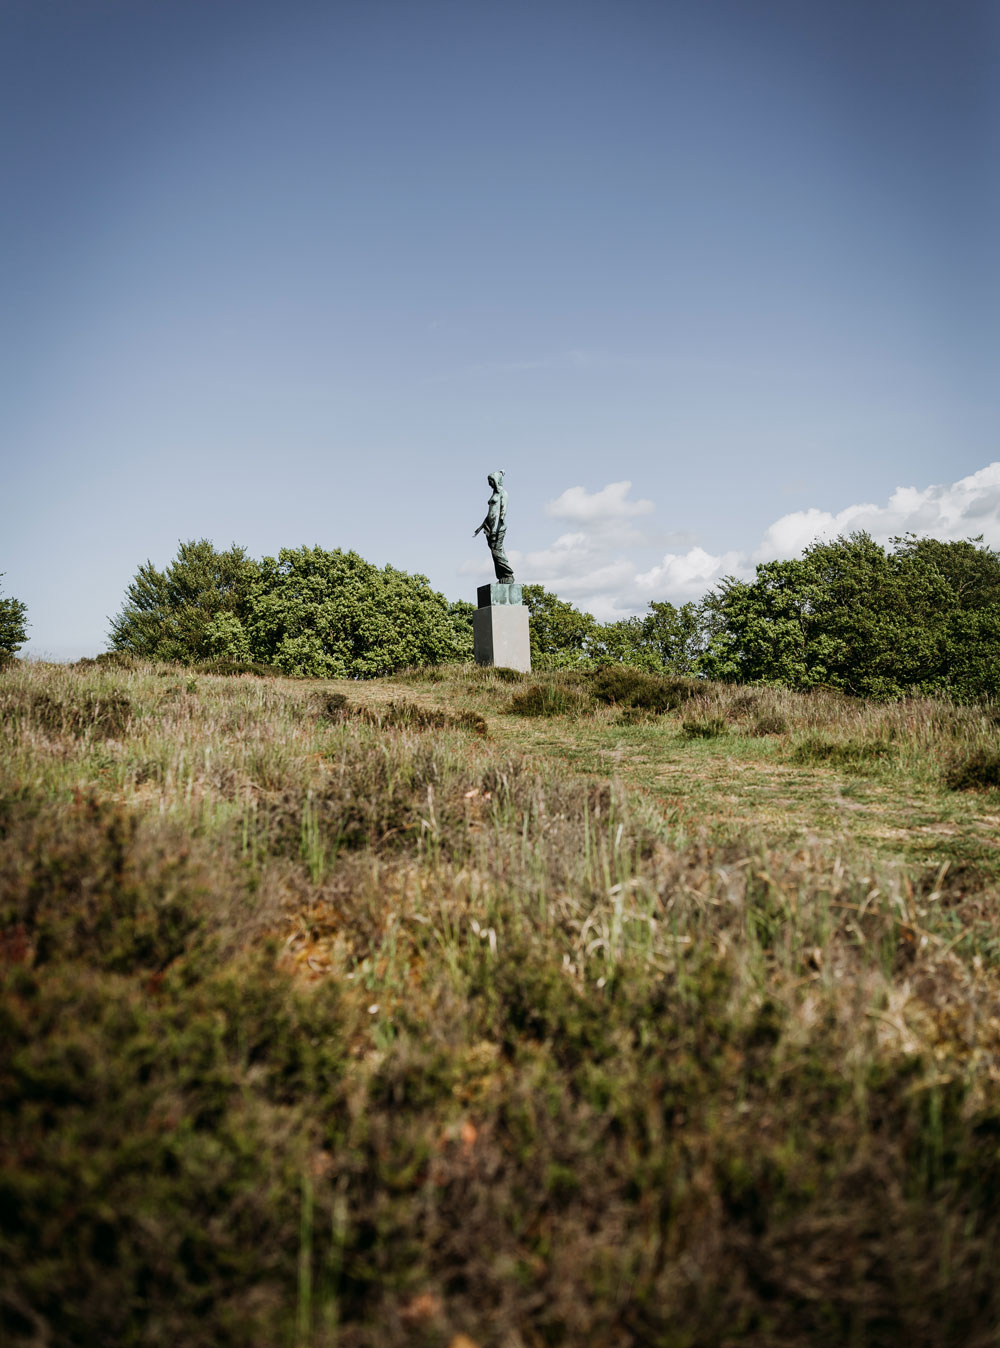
left=108, top=533, right=1000, bottom=700
left=699, top=532, right=1000, bottom=701
left=0, top=575, right=28, bottom=662
left=108, top=540, right=260, bottom=664
left=244, top=546, right=471, bottom=677
left=110, top=541, right=471, bottom=676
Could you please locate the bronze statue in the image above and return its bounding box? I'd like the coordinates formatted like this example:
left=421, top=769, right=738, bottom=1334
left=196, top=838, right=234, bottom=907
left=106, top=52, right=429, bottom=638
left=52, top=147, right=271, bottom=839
left=474, top=470, right=515, bottom=583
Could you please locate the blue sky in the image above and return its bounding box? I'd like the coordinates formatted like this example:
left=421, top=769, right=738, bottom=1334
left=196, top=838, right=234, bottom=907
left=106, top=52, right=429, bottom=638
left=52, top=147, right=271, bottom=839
left=3, top=0, right=998, bottom=657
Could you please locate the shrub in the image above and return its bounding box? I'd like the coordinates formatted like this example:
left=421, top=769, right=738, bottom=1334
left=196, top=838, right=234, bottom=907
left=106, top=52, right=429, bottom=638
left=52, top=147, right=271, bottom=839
left=196, top=659, right=285, bottom=677
left=0, top=575, right=28, bottom=663
left=791, top=734, right=896, bottom=771
left=246, top=546, right=469, bottom=677
left=321, top=695, right=487, bottom=736
left=108, top=539, right=260, bottom=664
left=490, top=666, right=526, bottom=683
left=945, top=750, right=1000, bottom=791
left=752, top=712, right=789, bottom=736
left=700, top=532, right=1000, bottom=702
left=509, top=683, right=587, bottom=717
left=682, top=715, right=728, bottom=738
left=27, top=692, right=132, bottom=739
left=591, top=664, right=703, bottom=713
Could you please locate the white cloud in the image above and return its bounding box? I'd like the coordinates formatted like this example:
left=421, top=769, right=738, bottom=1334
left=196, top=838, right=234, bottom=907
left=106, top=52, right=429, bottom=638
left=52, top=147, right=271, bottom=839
left=510, top=463, right=1000, bottom=620
left=545, top=481, right=654, bottom=524
left=458, top=464, right=1000, bottom=619
left=755, top=462, right=1000, bottom=561
left=634, top=547, right=743, bottom=598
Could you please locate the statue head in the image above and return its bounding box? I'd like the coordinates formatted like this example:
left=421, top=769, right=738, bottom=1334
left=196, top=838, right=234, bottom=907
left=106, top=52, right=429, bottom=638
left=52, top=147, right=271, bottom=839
left=487, top=469, right=505, bottom=490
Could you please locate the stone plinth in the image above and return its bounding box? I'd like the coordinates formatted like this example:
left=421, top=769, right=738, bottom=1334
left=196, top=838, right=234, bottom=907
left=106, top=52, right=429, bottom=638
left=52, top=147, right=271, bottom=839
left=477, top=582, right=522, bottom=607
left=473, top=587, right=531, bottom=672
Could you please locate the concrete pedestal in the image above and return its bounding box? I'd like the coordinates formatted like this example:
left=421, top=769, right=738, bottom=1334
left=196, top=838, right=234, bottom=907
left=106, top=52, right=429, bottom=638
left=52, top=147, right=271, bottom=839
left=474, top=594, right=531, bottom=672
left=477, top=582, right=523, bottom=608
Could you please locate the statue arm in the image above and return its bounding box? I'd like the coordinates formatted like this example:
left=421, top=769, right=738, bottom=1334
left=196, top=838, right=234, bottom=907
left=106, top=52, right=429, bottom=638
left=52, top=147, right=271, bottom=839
left=475, top=496, right=500, bottom=539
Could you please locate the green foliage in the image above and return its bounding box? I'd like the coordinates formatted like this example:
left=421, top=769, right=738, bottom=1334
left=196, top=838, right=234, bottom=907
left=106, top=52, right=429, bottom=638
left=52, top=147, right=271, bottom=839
left=508, top=681, right=589, bottom=717
left=4, top=662, right=1000, bottom=1344
left=523, top=587, right=703, bottom=674
left=700, top=532, right=1000, bottom=701
left=0, top=574, right=28, bottom=662
left=111, top=543, right=470, bottom=677
left=945, top=750, right=1000, bottom=792
left=447, top=598, right=476, bottom=661
left=245, top=546, right=468, bottom=677
left=196, top=659, right=285, bottom=677
left=105, top=531, right=1000, bottom=699
left=589, top=615, right=661, bottom=669
left=0, top=793, right=345, bottom=1347
left=108, top=539, right=259, bottom=664
left=590, top=664, right=704, bottom=713
left=682, top=714, right=728, bottom=738
left=639, top=599, right=703, bottom=672
left=522, top=584, right=598, bottom=668
left=893, top=533, right=1000, bottom=609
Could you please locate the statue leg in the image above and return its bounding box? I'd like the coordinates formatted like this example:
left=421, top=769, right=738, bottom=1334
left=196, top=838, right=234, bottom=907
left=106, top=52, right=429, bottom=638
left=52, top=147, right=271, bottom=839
left=490, top=529, right=515, bottom=583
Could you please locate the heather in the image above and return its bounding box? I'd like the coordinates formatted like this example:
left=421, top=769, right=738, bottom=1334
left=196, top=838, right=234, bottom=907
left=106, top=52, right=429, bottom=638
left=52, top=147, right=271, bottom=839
left=2, top=659, right=1000, bottom=1346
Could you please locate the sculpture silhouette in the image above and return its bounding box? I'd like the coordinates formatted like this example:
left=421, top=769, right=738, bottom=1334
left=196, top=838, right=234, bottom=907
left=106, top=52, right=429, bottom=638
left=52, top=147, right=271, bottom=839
left=473, top=470, right=515, bottom=583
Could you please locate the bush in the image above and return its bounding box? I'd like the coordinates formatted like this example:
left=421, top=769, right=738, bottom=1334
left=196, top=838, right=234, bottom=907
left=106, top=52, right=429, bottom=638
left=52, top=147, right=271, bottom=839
left=752, top=712, right=788, bottom=736
left=246, top=546, right=469, bottom=677
left=0, top=575, right=28, bottom=662
left=196, top=660, right=285, bottom=678
left=110, top=543, right=471, bottom=676
left=682, top=715, right=728, bottom=738
left=108, top=539, right=259, bottom=664
left=26, top=692, right=132, bottom=739
left=490, top=666, right=526, bottom=683
left=509, top=683, right=588, bottom=717
left=791, top=734, right=896, bottom=771
left=945, top=750, right=1000, bottom=791
left=591, top=665, right=703, bottom=713
left=700, top=532, right=1000, bottom=702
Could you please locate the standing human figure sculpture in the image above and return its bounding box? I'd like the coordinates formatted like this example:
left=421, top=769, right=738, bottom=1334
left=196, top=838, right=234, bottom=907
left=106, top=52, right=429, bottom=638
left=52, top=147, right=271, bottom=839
left=474, top=470, right=515, bottom=583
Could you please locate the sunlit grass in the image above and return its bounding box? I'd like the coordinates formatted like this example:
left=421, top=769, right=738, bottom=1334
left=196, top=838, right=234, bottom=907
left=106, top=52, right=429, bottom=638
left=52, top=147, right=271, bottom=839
left=2, top=658, right=1000, bottom=1346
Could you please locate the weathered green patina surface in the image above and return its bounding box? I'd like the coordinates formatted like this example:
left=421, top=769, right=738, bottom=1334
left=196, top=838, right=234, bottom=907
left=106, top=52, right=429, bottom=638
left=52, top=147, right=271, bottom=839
left=473, top=470, right=515, bottom=583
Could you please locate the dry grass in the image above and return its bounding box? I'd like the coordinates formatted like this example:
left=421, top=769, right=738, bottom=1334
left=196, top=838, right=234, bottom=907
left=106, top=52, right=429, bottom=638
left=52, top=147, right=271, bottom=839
left=2, top=659, right=1000, bottom=1346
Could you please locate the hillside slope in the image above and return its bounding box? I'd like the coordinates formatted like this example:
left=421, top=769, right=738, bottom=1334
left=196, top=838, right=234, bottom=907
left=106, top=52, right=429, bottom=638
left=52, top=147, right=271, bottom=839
left=2, top=660, right=1000, bottom=1347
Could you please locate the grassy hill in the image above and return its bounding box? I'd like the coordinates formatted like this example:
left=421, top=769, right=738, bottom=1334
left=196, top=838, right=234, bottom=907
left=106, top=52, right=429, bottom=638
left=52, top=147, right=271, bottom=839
left=2, top=658, right=1000, bottom=1347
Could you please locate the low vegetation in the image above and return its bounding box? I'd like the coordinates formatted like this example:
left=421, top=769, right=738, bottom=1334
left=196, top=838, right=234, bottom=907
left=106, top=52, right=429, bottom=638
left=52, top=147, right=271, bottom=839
left=105, top=533, right=1000, bottom=700
left=3, top=658, right=1000, bottom=1346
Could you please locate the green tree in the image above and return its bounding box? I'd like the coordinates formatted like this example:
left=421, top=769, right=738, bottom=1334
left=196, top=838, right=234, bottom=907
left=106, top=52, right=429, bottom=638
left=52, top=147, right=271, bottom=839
left=447, top=600, right=476, bottom=663
left=892, top=534, right=1000, bottom=609
left=641, top=600, right=703, bottom=673
left=0, top=575, right=28, bottom=662
left=522, top=584, right=599, bottom=668
left=109, top=540, right=260, bottom=663
left=699, top=557, right=823, bottom=688
left=244, top=546, right=467, bottom=677
left=700, top=532, right=1000, bottom=701
left=590, top=615, right=661, bottom=669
